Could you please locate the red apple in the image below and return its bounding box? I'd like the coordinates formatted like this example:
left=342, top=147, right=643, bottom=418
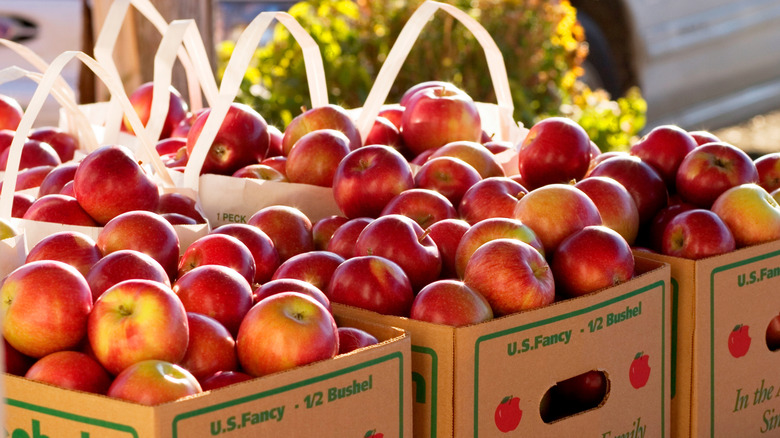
left=675, top=141, right=759, bottom=208
left=200, top=370, right=253, bottom=391
left=661, top=209, right=736, bottom=259
left=162, top=213, right=197, bottom=225
left=516, top=116, right=591, bottom=190
left=265, top=125, right=284, bottom=157
left=754, top=152, right=780, bottom=193
left=247, top=205, right=314, bottom=262
left=513, top=183, right=602, bottom=255
left=458, top=176, right=528, bottom=225
left=156, top=137, right=188, bottom=156
left=337, top=327, right=379, bottom=354
left=0, top=138, right=61, bottom=171
left=428, top=140, right=505, bottom=178
left=281, top=104, right=362, bottom=155
left=410, top=279, right=493, bottom=326
left=271, top=250, right=345, bottom=292
left=494, top=395, right=522, bottom=432
left=11, top=192, right=35, bottom=218
left=414, top=156, right=482, bottom=207
left=179, top=312, right=238, bottom=382
left=253, top=278, right=331, bottom=310
left=766, top=313, right=780, bottom=352
left=399, top=80, right=452, bottom=107
left=575, top=176, right=640, bottom=245
left=378, top=104, right=404, bottom=129
left=551, top=225, right=635, bottom=297
left=332, top=144, right=415, bottom=218
left=260, top=155, right=288, bottom=176
left=25, top=350, right=112, bottom=394
left=365, top=115, right=404, bottom=153
left=85, top=249, right=171, bottom=301
left=22, top=194, right=99, bottom=226
left=88, top=279, right=189, bottom=375
left=401, top=83, right=482, bottom=156
left=186, top=102, right=270, bottom=175
left=463, top=239, right=555, bottom=316
left=1, top=260, right=93, bottom=358
left=554, top=370, right=608, bottom=415
left=210, top=223, right=280, bottom=285
left=380, top=188, right=457, bottom=229
left=426, top=218, right=471, bottom=279
left=285, top=128, right=352, bottom=187
left=72, top=144, right=160, bottom=225
left=156, top=192, right=207, bottom=224
left=122, top=82, right=189, bottom=139
left=107, top=359, right=201, bottom=405
left=311, top=215, right=349, bottom=251
left=97, top=210, right=180, bottom=281
left=645, top=201, right=698, bottom=252
left=37, top=162, right=79, bottom=196
left=327, top=255, right=414, bottom=316
left=236, top=292, right=339, bottom=377
left=0, top=93, right=23, bottom=130
left=4, top=339, right=35, bottom=376
left=231, top=163, right=287, bottom=181
left=688, top=130, right=720, bottom=146
left=454, top=217, right=545, bottom=279
left=173, top=264, right=254, bottom=337
left=354, top=214, right=441, bottom=291
left=629, top=125, right=697, bottom=189
left=711, top=183, right=780, bottom=247
left=25, top=230, right=102, bottom=277
left=178, top=233, right=256, bottom=285
left=7, top=164, right=55, bottom=191
left=29, top=126, right=79, bottom=162
left=325, top=216, right=373, bottom=259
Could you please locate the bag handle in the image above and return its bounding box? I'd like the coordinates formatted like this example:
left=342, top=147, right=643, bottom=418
left=356, top=0, right=518, bottom=143
left=181, top=11, right=328, bottom=191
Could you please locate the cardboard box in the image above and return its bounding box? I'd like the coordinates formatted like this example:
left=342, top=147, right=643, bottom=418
left=637, top=239, right=780, bottom=437
left=334, top=257, right=671, bottom=437
left=3, top=315, right=412, bottom=437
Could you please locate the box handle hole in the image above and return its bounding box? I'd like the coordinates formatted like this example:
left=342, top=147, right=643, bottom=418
left=541, top=370, right=609, bottom=423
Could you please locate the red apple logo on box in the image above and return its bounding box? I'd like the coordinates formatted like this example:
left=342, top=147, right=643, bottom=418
left=494, top=395, right=522, bottom=432
left=629, top=352, right=651, bottom=389
left=728, top=324, right=751, bottom=358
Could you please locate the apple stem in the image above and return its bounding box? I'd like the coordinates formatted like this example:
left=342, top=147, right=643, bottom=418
left=418, top=228, right=432, bottom=244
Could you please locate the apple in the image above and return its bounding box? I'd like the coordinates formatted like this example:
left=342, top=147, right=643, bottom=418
left=458, top=176, right=528, bottom=225
left=454, top=217, right=545, bottom=279
left=97, top=210, right=180, bottom=281
left=37, top=162, right=79, bottom=196
left=260, top=155, right=288, bottom=176
left=414, top=156, right=482, bottom=206
left=161, top=145, right=189, bottom=168
left=236, top=292, right=339, bottom=377
left=107, top=359, right=202, bottom=405
left=513, top=183, right=602, bottom=255
left=754, top=152, right=780, bottom=192
left=264, top=125, right=284, bottom=157
left=171, top=109, right=207, bottom=139
left=156, top=137, right=187, bottom=156
left=409, top=279, right=493, bottom=326
left=0, top=138, right=61, bottom=171
left=399, top=80, right=452, bottom=107
left=22, top=194, right=99, bottom=226
left=29, top=126, right=80, bottom=162
left=178, top=233, right=256, bottom=285
left=281, top=104, right=362, bottom=155
left=179, top=312, right=238, bottom=382
left=766, top=313, right=780, bottom=351
left=409, top=147, right=438, bottom=166
left=483, top=139, right=514, bottom=155
left=72, top=144, right=160, bottom=225
left=88, top=279, right=189, bottom=375
left=0, top=93, right=23, bottom=130
left=231, top=163, right=287, bottom=181
left=587, top=154, right=668, bottom=226
left=59, top=180, right=75, bottom=197
left=122, top=82, right=189, bottom=139
left=516, top=116, right=591, bottom=190
left=186, top=102, right=270, bottom=175
left=629, top=352, right=652, bottom=388
left=312, top=215, right=349, bottom=251
left=428, top=140, right=505, bottom=178
left=645, top=201, right=698, bottom=252
left=337, top=326, right=379, bottom=354
left=200, top=370, right=254, bottom=391
left=494, top=395, right=522, bottom=433
left=326, top=217, right=372, bottom=259
left=86, top=249, right=171, bottom=301
left=688, top=130, right=720, bottom=146
left=574, top=176, right=640, bottom=245
left=4, top=339, right=35, bottom=376
left=271, top=250, right=345, bottom=292
left=6, top=164, right=56, bottom=191
left=551, top=225, right=635, bottom=297
left=400, top=83, right=482, bottom=156
left=661, top=209, right=735, bottom=259
left=629, top=124, right=698, bottom=189
left=380, top=188, right=457, bottom=229
left=172, top=264, right=254, bottom=337
left=711, top=183, right=780, bottom=247
left=554, top=370, right=608, bottom=415
left=11, top=192, right=35, bottom=218
left=728, top=325, right=751, bottom=358
left=25, top=230, right=102, bottom=277
left=327, top=255, right=414, bottom=316
left=365, top=115, right=404, bottom=153
left=210, top=223, right=280, bottom=285
left=426, top=218, right=471, bottom=279
left=676, top=141, right=759, bottom=208
left=161, top=213, right=197, bottom=225
left=25, top=350, right=112, bottom=394
left=463, top=239, right=555, bottom=316
left=332, top=144, right=415, bottom=218
left=253, top=278, right=331, bottom=310
left=378, top=104, right=405, bottom=129
left=284, top=128, right=352, bottom=187
left=156, top=192, right=207, bottom=224
left=247, top=205, right=314, bottom=262
left=354, top=214, right=441, bottom=291
left=1, top=260, right=93, bottom=358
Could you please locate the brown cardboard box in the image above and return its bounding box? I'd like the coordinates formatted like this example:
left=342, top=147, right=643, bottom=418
left=3, top=315, right=412, bottom=437
left=637, top=239, right=780, bottom=438
left=335, top=257, right=671, bottom=437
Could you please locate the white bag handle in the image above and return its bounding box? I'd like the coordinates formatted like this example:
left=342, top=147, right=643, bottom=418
left=182, top=11, right=328, bottom=191
left=356, top=0, right=518, bottom=143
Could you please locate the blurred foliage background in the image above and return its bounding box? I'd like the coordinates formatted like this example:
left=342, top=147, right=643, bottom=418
left=216, top=0, right=646, bottom=151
